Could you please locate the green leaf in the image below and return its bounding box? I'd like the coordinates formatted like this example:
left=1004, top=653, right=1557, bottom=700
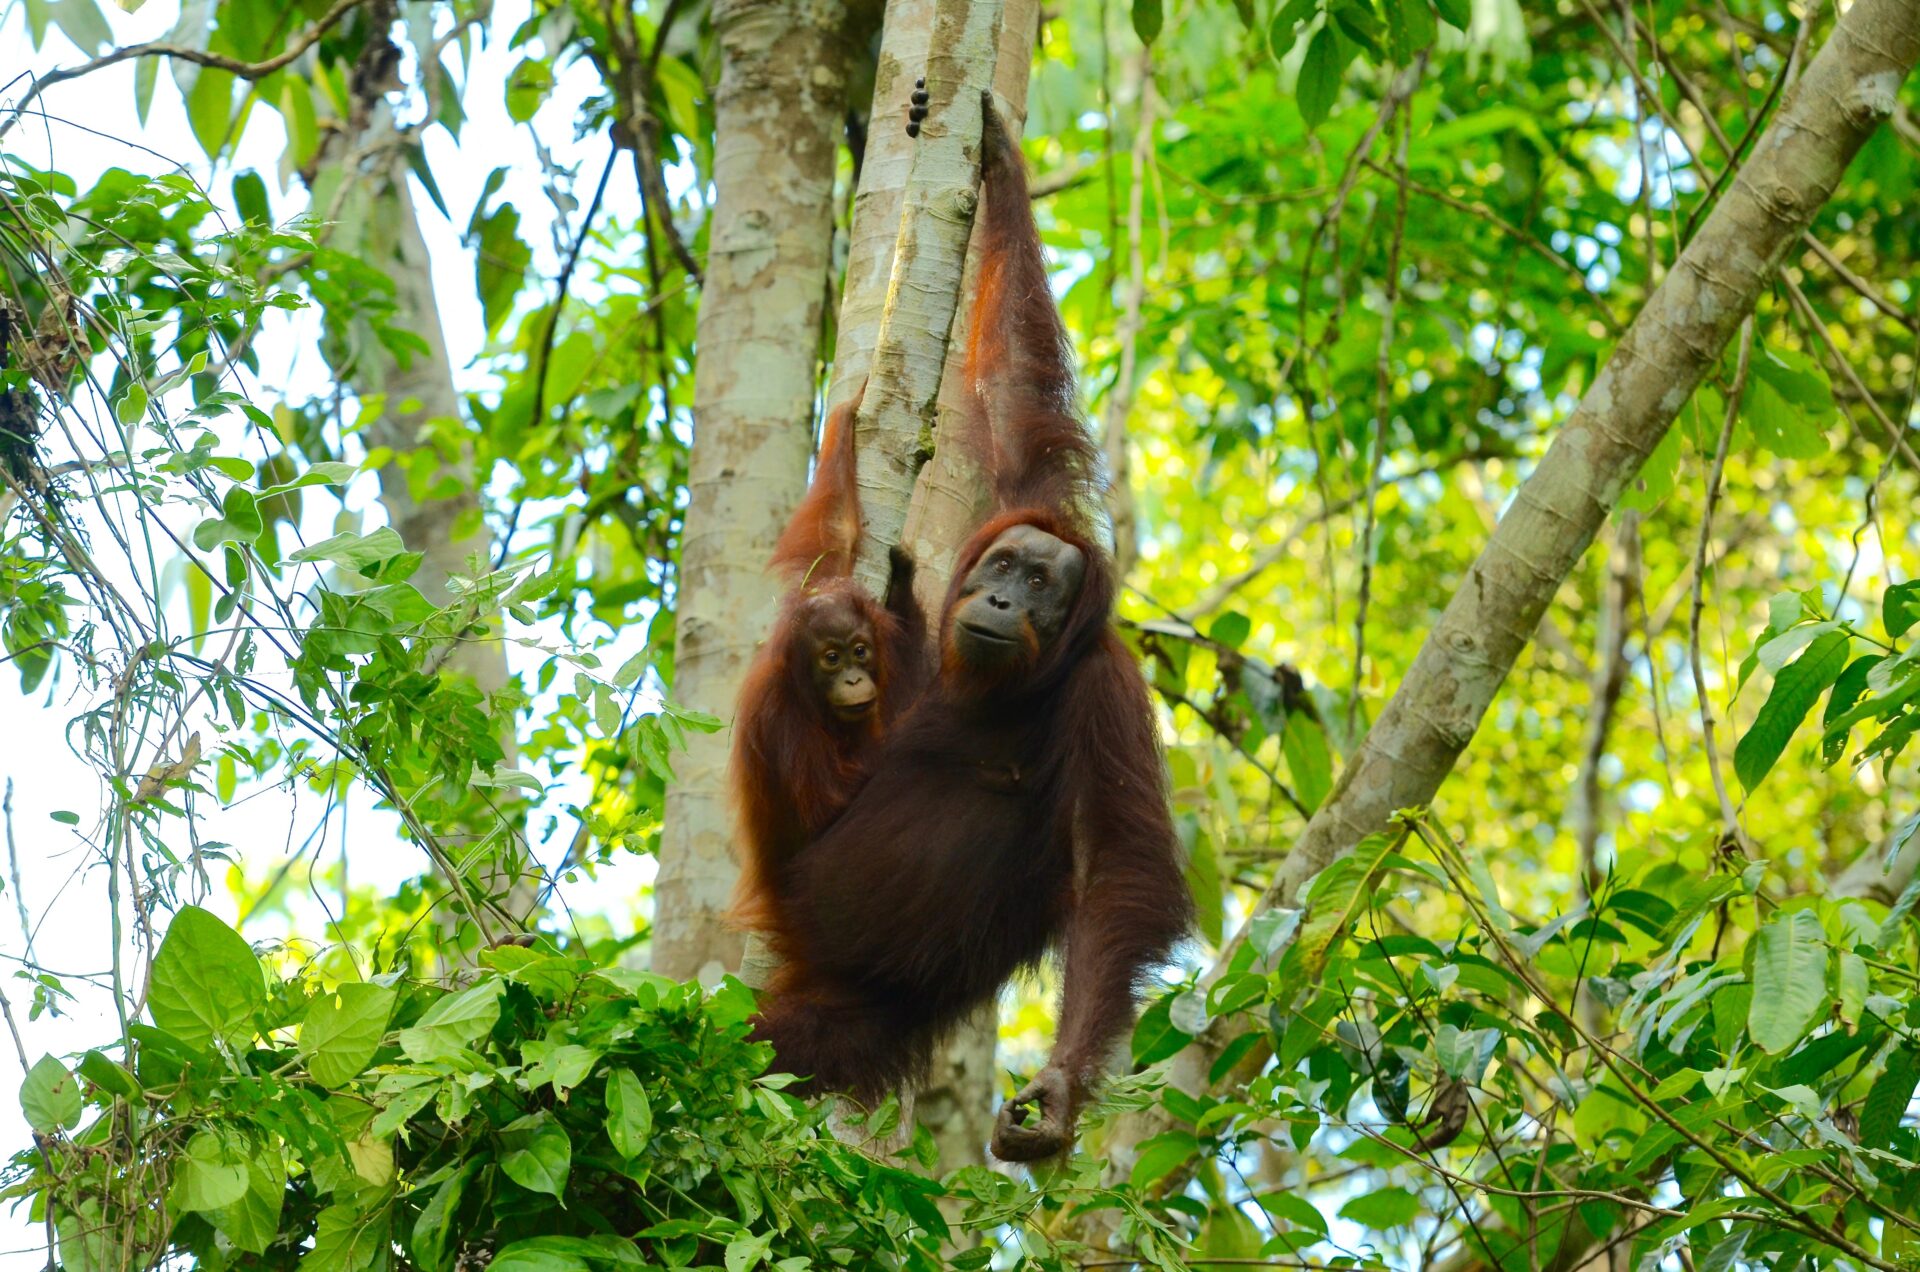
left=1269, top=0, right=1318, bottom=58
left=147, top=905, right=265, bottom=1049
left=725, top=1232, right=773, bottom=1272
left=50, top=0, right=112, bottom=52
left=1129, top=1130, right=1198, bottom=1188
left=410, top=1158, right=480, bottom=1272
left=1296, top=27, right=1348, bottom=130
left=1885, top=580, right=1920, bottom=640
left=1340, top=1185, right=1419, bottom=1229
left=1132, top=0, right=1163, bottom=41
left=1131, top=993, right=1192, bottom=1065
left=505, top=57, right=555, bottom=123
left=397, top=978, right=504, bottom=1062
left=1733, top=631, right=1850, bottom=791
left=288, top=526, right=408, bottom=571
left=1747, top=911, right=1829, bottom=1054
left=1861, top=1045, right=1920, bottom=1149
left=76, top=1050, right=140, bottom=1101
left=184, top=66, right=236, bottom=160
left=1282, top=714, right=1332, bottom=810
left=500, top=1111, right=572, bottom=1197
left=191, top=486, right=264, bottom=551
left=172, top=1129, right=249, bottom=1212
left=1742, top=368, right=1828, bottom=460
left=475, top=203, right=533, bottom=337
left=306, top=1201, right=392, bottom=1272
left=606, top=1067, right=653, bottom=1158
left=257, top=461, right=357, bottom=501
left=115, top=383, right=148, bottom=424
left=20, top=1054, right=81, bottom=1133
left=1208, top=611, right=1252, bottom=648
left=1822, top=654, right=1882, bottom=764
left=213, top=1151, right=286, bottom=1254
left=1431, top=0, right=1469, bottom=28
left=300, top=983, right=396, bottom=1088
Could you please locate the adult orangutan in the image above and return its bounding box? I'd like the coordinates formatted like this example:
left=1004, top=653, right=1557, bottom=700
left=748, top=94, right=1191, bottom=1162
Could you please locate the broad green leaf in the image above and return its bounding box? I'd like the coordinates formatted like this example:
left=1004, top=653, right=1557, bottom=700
left=1282, top=714, right=1332, bottom=810
left=257, top=462, right=357, bottom=501
left=1733, top=631, right=1850, bottom=791
left=1340, top=1185, right=1419, bottom=1229
left=1130, top=1131, right=1198, bottom=1189
left=147, top=905, right=265, bottom=1049
left=300, top=983, right=396, bottom=1088
left=1887, top=580, right=1920, bottom=640
left=725, top=1232, right=773, bottom=1272
left=1132, top=0, right=1163, bottom=41
left=606, top=1068, right=652, bottom=1158
left=397, top=978, right=504, bottom=1062
left=172, top=1130, right=248, bottom=1212
left=411, top=1159, right=480, bottom=1272
left=499, top=1111, right=572, bottom=1197
left=306, top=1202, right=391, bottom=1272
left=75, top=1050, right=140, bottom=1101
left=20, top=1054, right=81, bottom=1133
left=1757, top=619, right=1840, bottom=674
left=1431, top=0, right=1469, bottom=29
left=50, top=0, right=112, bottom=52
left=289, top=526, right=408, bottom=571
left=184, top=66, right=236, bottom=160
left=1255, top=1188, right=1328, bottom=1235
left=1208, top=611, right=1252, bottom=648
left=1822, top=654, right=1882, bottom=764
left=213, top=1150, right=285, bottom=1254
left=1434, top=1025, right=1498, bottom=1080
left=115, top=384, right=148, bottom=424
left=1861, top=1045, right=1920, bottom=1149
left=505, top=57, right=555, bottom=123
left=1131, top=993, right=1192, bottom=1065
left=1742, top=369, right=1827, bottom=460
left=1747, top=911, right=1829, bottom=1054
left=1296, top=27, right=1347, bottom=131
left=191, top=486, right=264, bottom=551
left=1269, top=0, right=1318, bottom=58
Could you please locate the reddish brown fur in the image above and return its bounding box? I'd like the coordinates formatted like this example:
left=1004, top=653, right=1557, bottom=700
left=749, top=100, right=1190, bottom=1146
left=727, top=392, right=927, bottom=934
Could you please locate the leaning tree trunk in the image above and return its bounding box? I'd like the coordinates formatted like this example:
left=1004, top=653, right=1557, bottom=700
left=652, top=0, right=855, bottom=983
left=1101, top=0, right=1920, bottom=1191
left=820, top=0, right=1042, bottom=1170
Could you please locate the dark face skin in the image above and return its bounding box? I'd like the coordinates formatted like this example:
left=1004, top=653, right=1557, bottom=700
left=950, top=524, right=1086, bottom=672
left=802, top=600, right=880, bottom=722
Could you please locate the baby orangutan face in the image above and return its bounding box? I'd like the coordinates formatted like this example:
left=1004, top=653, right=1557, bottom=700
left=800, top=597, right=880, bottom=723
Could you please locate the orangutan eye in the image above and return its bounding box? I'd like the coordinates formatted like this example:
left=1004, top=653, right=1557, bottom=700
left=1028, top=574, right=1045, bottom=588
left=995, top=558, right=1012, bottom=573
left=823, top=650, right=840, bottom=666
left=854, top=643, right=869, bottom=660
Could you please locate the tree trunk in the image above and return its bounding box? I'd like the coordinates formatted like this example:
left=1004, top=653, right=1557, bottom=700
left=1103, top=0, right=1920, bottom=1189
left=652, top=0, right=854, bottom=983
left=309, top=113, right=509, bottom=710
left=824, top=0, right=1043, bottom=1170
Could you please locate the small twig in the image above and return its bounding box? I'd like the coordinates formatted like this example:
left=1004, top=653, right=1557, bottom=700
left=2, top=781, right=33, bottom=963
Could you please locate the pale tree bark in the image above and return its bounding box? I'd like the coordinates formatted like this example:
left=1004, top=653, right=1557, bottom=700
left=1100, top=0, right=1920, bottom=1190
left=821, top=0, right=1042, bottom=1169
left=652, top=0, right=855, bottom=983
